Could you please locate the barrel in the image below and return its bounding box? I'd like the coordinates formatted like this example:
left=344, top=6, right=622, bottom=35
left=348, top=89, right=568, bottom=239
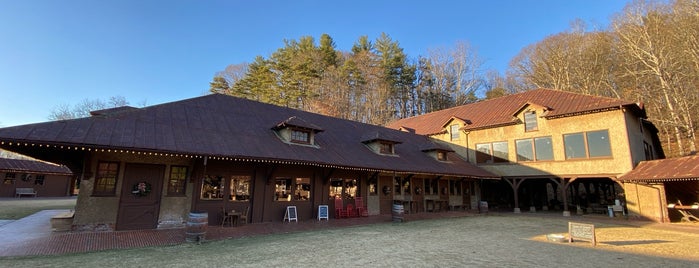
left=392, top=204, right=404, bottom=222
left=185, top=211, right=208, bottom=243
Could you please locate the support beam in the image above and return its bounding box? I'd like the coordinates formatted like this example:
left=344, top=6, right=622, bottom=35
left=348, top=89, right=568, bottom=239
left=503, top=178, right=527, bottom=213
left=549, top=177, right=577, bottom=216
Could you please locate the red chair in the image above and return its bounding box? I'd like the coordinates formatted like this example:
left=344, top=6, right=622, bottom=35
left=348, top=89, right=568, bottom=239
left=355, top=196, right=369, bottom=217
left=347, top=203, right=356, bottom=217
left=334, top=198, right=347, bottom=218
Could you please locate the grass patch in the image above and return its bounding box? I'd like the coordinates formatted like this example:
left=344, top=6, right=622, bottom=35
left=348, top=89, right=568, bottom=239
left=0, top=197, right=76, bottom=219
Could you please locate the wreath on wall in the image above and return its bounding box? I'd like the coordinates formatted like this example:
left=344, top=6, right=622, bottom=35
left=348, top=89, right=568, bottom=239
left=131, top=181, right=152, bottom=197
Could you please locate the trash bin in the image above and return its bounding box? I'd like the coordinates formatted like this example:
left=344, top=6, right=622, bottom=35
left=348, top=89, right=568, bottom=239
left=607, top=206, right=614, bottom=218
left=392, top=203, right=404, bottom=222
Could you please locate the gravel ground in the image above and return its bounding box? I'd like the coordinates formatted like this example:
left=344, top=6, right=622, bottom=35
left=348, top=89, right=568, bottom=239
left=1, top=214, right=697, bottom=268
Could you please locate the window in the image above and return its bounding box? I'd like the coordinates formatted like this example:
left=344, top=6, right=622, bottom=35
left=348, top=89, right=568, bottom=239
left=402, top=177, right=411, bottom=195
left=228, top=175, right=251, bottom=201
left=290, top=129, right=310, bottom=144
left=94, top=162, right=119, bottom=196
left=564, top=133, right=586, bottom=159
left=424, top=179, right=438, bottom=195
left=524, top=111, right=538, bottom=132
left=394, top=176, right=401, bottom=195
left=167, top=166, right=188, bottom=195
left=368, top=177, right=377, bottom=195
left=476, top=141, right=509, bottom=164
left=379, top=142, right=394, bottom=154
left=201, top=175, right=223, bottom=200
left=437, top=151, right=448, bottom=161
left=644, top=141, right=653, bottom=160
left=449, top=180, right=461, bottom=195
left=329, top=178, right=359, bottom=199
left=276, top=177, right=311, bottom=201
left=563, top=130, right=612, bottom=159
left=5, top=172, right=16, bottom=178
left=34, top=175, right=45, bottom=185
left=450, top=124, right=460, bottom=141
left=587, top=130, right=611, bottom=157
left=516, top=137, right=553, bottom=162
left=534, top=137, right=553, bottom=160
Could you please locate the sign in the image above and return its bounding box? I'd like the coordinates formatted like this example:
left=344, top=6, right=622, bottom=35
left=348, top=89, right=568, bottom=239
left=284, top=206, right=298, bottom=222
left=318, top=205, right=329, bottom=221
left=568, top=222, right=596, bottom=246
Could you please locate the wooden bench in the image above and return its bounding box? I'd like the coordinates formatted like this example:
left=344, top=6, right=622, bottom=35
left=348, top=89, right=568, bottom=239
left=15, top=187, right=37, bottom=198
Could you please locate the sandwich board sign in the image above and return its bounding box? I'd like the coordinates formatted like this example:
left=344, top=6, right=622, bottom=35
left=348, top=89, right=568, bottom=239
left=318, top=205, right=329, bottom=221
left=568, top=222, right=596, bottom=246
left=284, top=206, right=298, bottom=222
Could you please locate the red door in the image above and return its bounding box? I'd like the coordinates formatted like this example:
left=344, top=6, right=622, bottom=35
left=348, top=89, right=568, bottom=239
left=116, top=163, right=164, bottom=230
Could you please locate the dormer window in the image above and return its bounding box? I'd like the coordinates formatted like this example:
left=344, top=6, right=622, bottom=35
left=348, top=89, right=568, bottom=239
left=361, top=131, right=401, bottom=156
left=379, top=142, right=394, bottom=154
left=272, top=116, right=323, bottom=147
left=420, top=141, right=454, bottom=162
left=524, top=111, right=538, bottom=132
left=290, top=129, right=310, bottom=144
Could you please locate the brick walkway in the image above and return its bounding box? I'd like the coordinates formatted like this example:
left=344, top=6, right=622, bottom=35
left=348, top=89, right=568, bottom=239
left=0, top=209, right=474, bottom=257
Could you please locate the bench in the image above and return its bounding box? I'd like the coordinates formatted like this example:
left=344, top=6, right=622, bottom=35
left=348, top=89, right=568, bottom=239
left=15, top=188, right=37, bottom=198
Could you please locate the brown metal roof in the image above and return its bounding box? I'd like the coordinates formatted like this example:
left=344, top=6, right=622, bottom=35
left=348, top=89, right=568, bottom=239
left=0, top=158, right=73, bottom=175
left=618, top=156, right=699, bottom=182
left=386, top=88, right=643, bottom=135
left=0, top=94, right=496, bottom=178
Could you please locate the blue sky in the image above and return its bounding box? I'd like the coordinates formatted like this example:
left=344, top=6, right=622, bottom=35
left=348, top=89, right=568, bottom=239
left=0, top=0, right=629, bottom=127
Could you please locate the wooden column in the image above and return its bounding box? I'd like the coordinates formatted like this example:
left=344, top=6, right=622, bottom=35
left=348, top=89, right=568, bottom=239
left=549, top=177, right=577, bottom=216
left=503, top=178, right=526, bottom=213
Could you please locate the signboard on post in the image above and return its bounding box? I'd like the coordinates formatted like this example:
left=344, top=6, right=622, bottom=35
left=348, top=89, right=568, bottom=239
left=284, top=206, right=298, bottom=222
left=568, top=222, right=596, bottom=246
left=318, top=205, right=329, bottom=221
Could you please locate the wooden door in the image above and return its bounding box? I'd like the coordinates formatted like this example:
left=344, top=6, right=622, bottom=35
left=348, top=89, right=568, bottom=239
left=116, top=163, right=164, bottom=230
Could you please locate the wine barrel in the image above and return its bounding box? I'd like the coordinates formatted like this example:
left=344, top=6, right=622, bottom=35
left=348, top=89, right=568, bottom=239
left=392, top=203, right=404, bottom=222
left=185, top=211, right=208, bottom=243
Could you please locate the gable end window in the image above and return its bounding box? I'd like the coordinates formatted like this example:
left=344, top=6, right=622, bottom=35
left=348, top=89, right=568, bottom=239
left=450, top=124, right=460, bottom=141
left=94, top=161, right=119, bottom=196
left=524, top=111, right=538, bottom=132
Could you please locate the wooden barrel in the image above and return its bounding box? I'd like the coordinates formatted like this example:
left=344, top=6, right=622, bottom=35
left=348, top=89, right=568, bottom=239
left=392, top=204, right=404, bottom=222
left=185, top=211, right=208, bottom=243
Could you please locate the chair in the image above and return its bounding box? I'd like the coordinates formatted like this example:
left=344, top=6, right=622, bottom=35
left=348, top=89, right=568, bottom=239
left=355, top=196, right=369, bottom=217
left=221, top=207, right=236, bottom=227
left=334, top=198, right=348, bottom=218
left=239, top=206, right=249, bottom=224
left=347, top=203, right=356, bottom=217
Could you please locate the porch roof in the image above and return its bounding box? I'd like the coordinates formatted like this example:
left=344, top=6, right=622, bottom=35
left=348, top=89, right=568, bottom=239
left=619, top=155, right=699, bottom=183
left=0, top=158, right=73, bottom=175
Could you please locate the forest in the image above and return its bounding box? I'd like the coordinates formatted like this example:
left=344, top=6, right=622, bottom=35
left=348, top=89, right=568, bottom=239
left=210, top=0, right=699, bottom=158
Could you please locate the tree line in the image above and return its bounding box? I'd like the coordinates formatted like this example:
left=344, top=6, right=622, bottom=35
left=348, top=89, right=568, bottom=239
left=211, top=0, right=696, bottom=157
left=210, top=33, right=485, bottom=126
